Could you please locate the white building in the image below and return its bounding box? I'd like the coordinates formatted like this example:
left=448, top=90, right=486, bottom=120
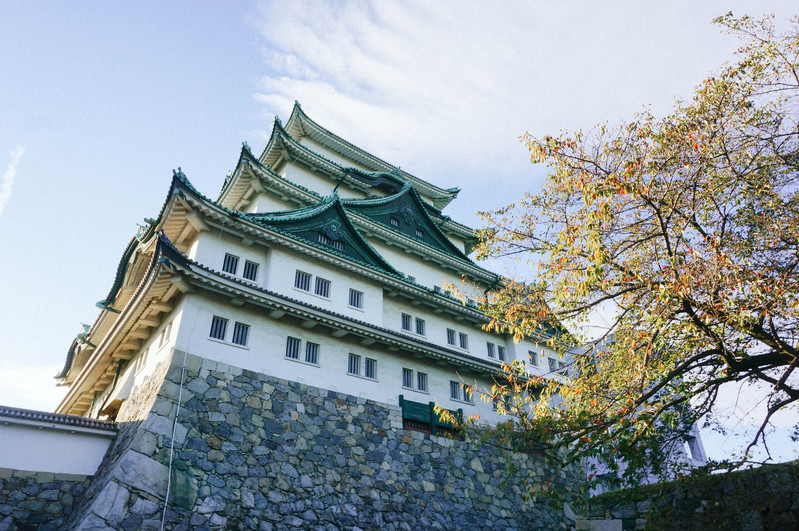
left=55, top=103, right=567, bottom=430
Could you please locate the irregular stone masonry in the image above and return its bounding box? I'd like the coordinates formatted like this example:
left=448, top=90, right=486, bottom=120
left=66, top=351, right=582, bottom=529
left=0, top=468, right=90, bottom=530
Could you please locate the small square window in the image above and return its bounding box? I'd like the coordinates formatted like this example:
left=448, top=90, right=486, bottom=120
left=434, top=286, right=442, bottom=293
left=450, top=381, right=460, bottom=400
left=558, top=361, right=567, bottom=376
left=305, top=342, right=319, bottom=365
left=294, top=270, right=311, bottom=291
left=390, top=218, right=400, bottom=227
left=286, top=336, right=300, bottom=359
left=446, top=329, right=456, bottom=345
left=222, top=253, right=239, bottom=275
left=529, top=350, right=538, bottom=366
left=365, top=358, right=377, bottom=379
left=232, top=322, right=249, bottom=346
left=402, top=368, right=413, bottom=388
left=401, top=313, right=412, bottom=331
left=548, top=358, right=558, bottom=372
left=243, top=260, right=259, bottom=281
left=417, top=372, right=428, bottom=392
left=487, top=342, right=495, bottom=358
left=348, top=353, right=361, bottom=375
left=349, top=289, right=363, bottom=309
left=415, top=318, right=425, bottom=336
left=459, top=333, right=469, bottom=350
left=498, top=346, right=506, bottom=362
left=407, top=275, right=416, bottom=283
left=210, top=316, right=228, bottom=340
left=315, top=277, right=331, bottom=298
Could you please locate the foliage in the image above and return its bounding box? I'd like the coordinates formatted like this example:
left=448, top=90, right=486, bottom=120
left=475, top=13, right=799, bottom=486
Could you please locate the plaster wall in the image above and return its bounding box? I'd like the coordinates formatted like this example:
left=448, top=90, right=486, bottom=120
left=279, top=162, right=367, bottom=200
left=367, top=239, right=483, bottom=297
left=187, top=232, right=271, bottom=290
left=0, top=423, right=113, bottom=475
left=265, top=246, right=384, bottom=324
left=173, top=294, right=512, bottom=421
left=246, top=192, right=297, bottom=214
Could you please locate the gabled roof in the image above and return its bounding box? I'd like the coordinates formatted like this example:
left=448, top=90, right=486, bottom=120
left=244, top=195, right=400, bottom=276
left=342, top=183, right=471, bottom=263
left=282, top=101, right=460, bottom=209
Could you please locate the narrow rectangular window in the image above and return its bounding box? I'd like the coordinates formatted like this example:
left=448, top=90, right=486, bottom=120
left=402, top=368, right=413, bottom=388
left=450, top=381, right=460, bottom=400
left=529, top=350, right=538, bottom=366
left=222, top=253, right=239, bottom=275
left=231, top=322, right=249, bottom=346
left=286, top=336, right=300, bottom=359
left=558, top=361, right=567, bottom=376
left=401, top=313, right=412, bottom=331
left=348, top=353, right=361, bottom=375
left=407, top=275, right=416, bottom=283
left=415, top=228, right=424, bottom=238
left=294, top=270, right=311, bottom=291
left=242, top=260, right=259, bottom=281
left=415, top=318, right=425, bottom=336
left=315, top=277, right=331, bottom=298
left=209, top=316, right=228, bottom=340
left=498, top=346, right=506, bottom=362
left=349, top=289, right=363, bottom=309
left=390, top=217, right=400, bottom=227
left=462, top=385, right=473, bottom=403
left=331, top=240, right=344, bottom=251
left=305, top=342, right=319, bottom=365
left=434, top=286, right=442, bottom=293
left=365, top=358, right=376, bottom=379
left=548, top=358, right=558, bottom=372
left=317, top=233, right=330, bottom=245
left=459, top=333, right=469, bottom=350
left=417, top=372, right=428, bottom=392
left=446, top=329, right=456, bottom=345
left=487, top=342, right=495, bottom=358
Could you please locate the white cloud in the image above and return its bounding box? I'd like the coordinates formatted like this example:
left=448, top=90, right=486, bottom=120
left=0, top=146, right=25, bottom=217
left=251, top=1, right=781, bottom=189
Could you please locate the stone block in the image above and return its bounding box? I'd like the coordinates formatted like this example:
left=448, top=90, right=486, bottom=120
left=115, top=452, right=169, bottom=499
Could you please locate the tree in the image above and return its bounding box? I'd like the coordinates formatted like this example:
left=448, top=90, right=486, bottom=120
left=475, top=13, right=799, bottom=487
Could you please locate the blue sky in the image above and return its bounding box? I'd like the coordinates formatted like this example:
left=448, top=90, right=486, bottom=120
left=1, top=1, right=796, bottom=462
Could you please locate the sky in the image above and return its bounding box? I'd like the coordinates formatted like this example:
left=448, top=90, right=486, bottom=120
left=0, top=1, right=796, bottom=463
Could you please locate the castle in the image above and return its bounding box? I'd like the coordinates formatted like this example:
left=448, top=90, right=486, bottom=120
left=55, top=101, right=566, bottom=426
left=0, top=104, right=583, bottom=529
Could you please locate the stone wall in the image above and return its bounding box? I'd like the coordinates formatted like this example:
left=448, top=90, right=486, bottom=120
left=579, top=460, right=799, bottom=530
left=67, top=350, right=582, bottom=529
left=0, top=468, right=90, bottom=530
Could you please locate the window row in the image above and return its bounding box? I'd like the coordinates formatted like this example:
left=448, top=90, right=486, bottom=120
left=401, top=313, right=426, bottom=336
left=450, top=381, right=473, bottom=403
left=294, top=269, right=364, bottom=309
left=209, top=316, right=250, bottom=347
left=317, top=232, right=345, bottom=251
left=402, top=367, right=428, bottom=392
left=486, top=342, right=506, bottom=361
left=222, top=253, right=259, bottom=282
left=446, top=328, right=469, bottom=350
left=348, top=353, right=377, bottom=379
